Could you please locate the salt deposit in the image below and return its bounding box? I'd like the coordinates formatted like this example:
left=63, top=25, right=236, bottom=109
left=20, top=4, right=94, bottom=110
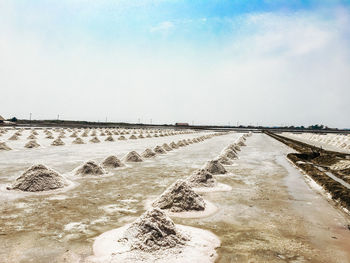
left=154, top=146, right=166, bottom=154
left=75, top=161, right=106, bottom=176
left=152, top=180, right=205, bottom=212
left=102, top=156, right=124, bottom=169
left=51, top=138, right=65, bottom=146
left=123, top=151, right=143, bottom=162
left=8, top=134, right=19, bottom=140
left=186, top=169, right=216, bottom=188
left=90, top=137, right=101, bottom=143
left=7, top=164, right=68, bottom=192
left=72, top=137, right=85, bottom=144
left=170, top=142, right=179, bottom=149
left=203, top=160, right=227, bottom=175
left=118, top=136, right=127, bottom=140
left=223, top=149, right=238, bottom=159
left=177, top=141, right=185, bottom=147
left=25, top=140, right=40, bottom=148
left=27, top=134, right=37, bottom=140
left=0, top=142, right=11, bottom=151
left=105, top=135, right=114, bottom=142
left=330, top=160, right=350, bottom=170
left=162, top=143, right=173, bottom=151
left=217, top=155, right=233, bottom=165
left=141, top=148, right=157, bottom=158
left=129, top=135, right=137, bottom=140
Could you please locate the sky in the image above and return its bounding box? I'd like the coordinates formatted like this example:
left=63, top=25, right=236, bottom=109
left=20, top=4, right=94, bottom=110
left=1, top=0, right=350, bottom=128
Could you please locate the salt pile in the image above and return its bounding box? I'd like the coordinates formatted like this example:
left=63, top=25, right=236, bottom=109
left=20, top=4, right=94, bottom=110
left=25, top=140, right=40, bottom=148
left=90, top=136, right=101, bottom=143
left=7, top=164, right=67, bottom=192
left=138, top=134, right=144, bottom=139
left=203, top=160, right=227, bottom=175
left=51, top=138, right=65, bottom=146
left=27, top=134, right=37, bottom=140
left=102, top=156, right=124, bottom=168
left=70, top=132, right=78, bottom=138
left=141, top=148, right=157, bottom=158
left=154, top=146, right=166, bottom=154
left=8, top=134, right=19, bottom=140
left=152, top=180, right=205, bottom=212
left=146, top=133, right=152, bottom=138
left=129, top=135, right=137, bottom=140
left=170, top=142, right=179, bottom=149
left=72, top=137, right=85, bottom=144
left=123, top=151, right=143, bottom=162
left=31, top=130, right=39, bottom=135
left=162, top=143, right=173, bottom=151
left=217, top=155, right=233, bottom=165
left=75, top=161, right=106, bottom=176
left=46, top=134, right=54, bottom=139
left=118, top=136, right=127, bottom=140
left=223, top=149, right=238, bottom=159
left=187, top=169, right=216, bottom=188
left=0, top=142, right=11, bottom=151
left=177, top=141, right=185, bottom=147
left=105, top=135, right=114, bottom=142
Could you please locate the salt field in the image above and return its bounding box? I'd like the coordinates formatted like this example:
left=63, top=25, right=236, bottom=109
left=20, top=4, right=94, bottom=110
left=1, top=128, right=350, bottom=262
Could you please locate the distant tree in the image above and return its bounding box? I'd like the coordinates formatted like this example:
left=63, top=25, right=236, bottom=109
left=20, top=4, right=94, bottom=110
left=8, top=117, right=17, bottom=122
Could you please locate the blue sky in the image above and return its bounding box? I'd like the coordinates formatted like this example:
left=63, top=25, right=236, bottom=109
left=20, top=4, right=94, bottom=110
left=1, top=0, right=350, bottom=127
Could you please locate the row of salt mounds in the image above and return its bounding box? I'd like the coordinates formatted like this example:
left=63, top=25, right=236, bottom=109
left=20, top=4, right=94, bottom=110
left=154, top=145, right=167, bottom=154
left=7, top=164, right=68, bottom=192
left=90, top=207, right=220, bottom=263
left=152, top=180, right=205, bottom=212
left=142, top=148, right=157, bottom=158
left=72, top=137, right=85, bottom=144
left=75, top=161, right=106, bottom=176
left=25, top=140, right=40, bottom=148
left=0, top=141, right=12, bottom=151
left=203, top=160, right=227, bottom=175
left=186, top=169, right=216, bottom=188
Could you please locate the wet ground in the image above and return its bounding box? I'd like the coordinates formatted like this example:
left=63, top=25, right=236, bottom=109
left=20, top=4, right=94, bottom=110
left=1, top=132, right=350, bottom=262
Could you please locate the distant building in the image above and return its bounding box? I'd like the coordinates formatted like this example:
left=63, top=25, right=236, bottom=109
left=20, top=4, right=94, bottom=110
left=0, top=115, right=5, bottom=123
left=175, top=123, right=189, bottom=126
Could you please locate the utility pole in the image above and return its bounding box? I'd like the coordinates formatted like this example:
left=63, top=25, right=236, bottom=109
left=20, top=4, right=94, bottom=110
left=29, top=113, right=32, bottom=127
left=57, top=114, right=59, bottom=121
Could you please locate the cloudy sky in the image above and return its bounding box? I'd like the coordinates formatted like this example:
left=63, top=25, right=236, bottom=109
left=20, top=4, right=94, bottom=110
left=1, top=0, right=350, bottom=127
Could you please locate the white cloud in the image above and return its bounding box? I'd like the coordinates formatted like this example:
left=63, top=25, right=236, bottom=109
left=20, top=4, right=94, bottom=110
left=150, top=21, right=174, bottom=33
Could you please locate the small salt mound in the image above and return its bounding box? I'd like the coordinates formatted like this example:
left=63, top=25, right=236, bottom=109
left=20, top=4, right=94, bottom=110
left=123, top=151, right=143, bottom=162
left=187, top=139, right=193, bottom=144
left=154, top=145, right=166, bottom=154
left=187, top=169, right=216, bottom=188
left=46, top=134, right=54, bottom=139
left=105, top=135, right=114, bottom=142
left=152, top=180, right=205, bottom=212
left=177, top=141, right=185, bottom=147
left=27, top=134, right=36, bottom=140
left=170, top=142, right=179, bottom=149
left=183, top=140, right=189, bottom=146
left=231, top=144, right=240, bottom=152
left=118, top=136, right=127, bottom=140
left=8, top=134, right=19, bottom=140
left=138, top=134, right=144, bottom=139
left=162, top=143, right=173, bottom=151
left=81, top=132, right=89, bottom=137
left=51, top=138, right=65, bottom=146
left=75, top=161, right=106, bottom=176
left=0, top=142, right=11, bottom=151
left=58, top=133, right=66, bottom=138
left=217, top=155, right=233, bottom=165
left=72, top=137, right=85, bottom=144
left=90, top=136, right=101, bottom=143
left=100, top=132, right=106, bottom=136
left=70, top=132, right=78, bottom=138
left=31, top=130, right=39, bottom=135
left=192, top=138, right=199, bottom=143
left=102, top=156, right=124, bottom=168
left=203, top=160, right=227, bottom=175
left=121, top=208, right=189, bottom=252
left=25, top=140, right=40, bottom=148
left=7, top=164, right=67, bottom=192
left=223, top=149, right=238, bottom=159
left=154, top=134, right=159, bottom=137
left=129, top=135, right=137, bottom=140
left=146, top=133, right=152, bottom=138
left=141, top=148, right=157, bottom=158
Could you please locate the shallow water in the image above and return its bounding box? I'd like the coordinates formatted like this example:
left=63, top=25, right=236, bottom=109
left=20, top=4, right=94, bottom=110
left=1, top=131, right=350, bottom=262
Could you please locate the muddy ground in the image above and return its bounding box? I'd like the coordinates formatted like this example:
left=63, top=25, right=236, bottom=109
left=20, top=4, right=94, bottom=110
left=1, top=133, right=350, bottom=262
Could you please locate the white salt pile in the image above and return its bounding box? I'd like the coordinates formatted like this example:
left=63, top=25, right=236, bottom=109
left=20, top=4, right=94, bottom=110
left=146, top=133, right=152, bottom=138
left=75, top=161, right=106, bottom=176
left=31, top=130, right=39, bottom=135
left=102, top=156, right=124, bottom=169
left=123, top=151, right=143, bottom=162
left=72, top=137, right=85, bottom=144
left=203, top=160, right=227, bottom=175
left=46, top=134, right=54, bottom=139
left=118, top=136, right=127, bottom=140
left=25, top=140, right=40, bottom=148
left=129, top=135, right=137, bottom=140
left=51, top=138, right=65, bottom=146
left=170, top=142, right=179, bottom=149
left=7, top=164, right=68, bottom=192
left=152, top=180, right=205, bottom=212
left=27, top=134, right=37, bottom=140
left=223, top=149, right=238, bottom=159
left=177, top=141, right=185, bottom=147
left=186, top=169, right=216, bottom=188
left=154, top=146, right=166, bottom=154
left=162, top=143, right=173, bottom=151
left=70, top=132, right=78, bottom=138
left=0, top=142, right=12, bottom=151
left=8, top=134, right=19, bottom=140
left=141, top=148, right=157, bottom=158
left=90, top=137, right=101, bottom=143
left=217, top=155, right=233, bottom=165
left=138, top=134, right=144, bottom=139
left=105, top=135, right=114, bottom=142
